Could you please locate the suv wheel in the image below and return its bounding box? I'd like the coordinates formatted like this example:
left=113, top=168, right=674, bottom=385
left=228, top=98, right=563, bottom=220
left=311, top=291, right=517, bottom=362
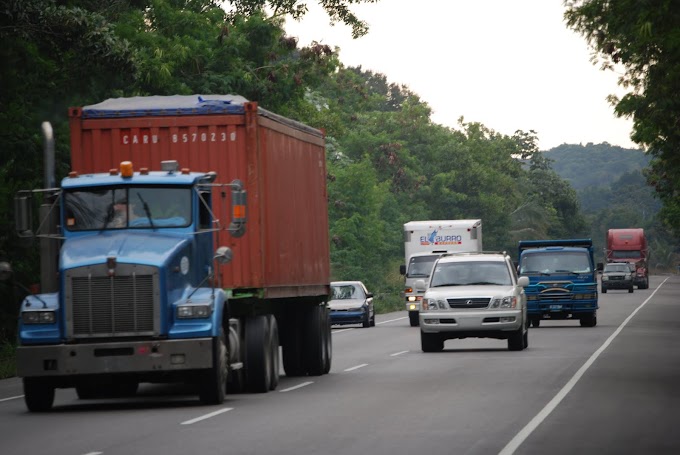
left=421, top=331, right=443, bottom=352
left=507, top=328, right=524, bottom=351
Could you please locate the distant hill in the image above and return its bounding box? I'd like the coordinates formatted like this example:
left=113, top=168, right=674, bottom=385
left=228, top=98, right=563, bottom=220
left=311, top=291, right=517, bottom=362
left=543, top=143, right=650, bottom=190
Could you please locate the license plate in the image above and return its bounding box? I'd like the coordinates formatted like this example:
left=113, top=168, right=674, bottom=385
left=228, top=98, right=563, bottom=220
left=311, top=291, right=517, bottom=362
left=550, top=304, right=562, bottom=311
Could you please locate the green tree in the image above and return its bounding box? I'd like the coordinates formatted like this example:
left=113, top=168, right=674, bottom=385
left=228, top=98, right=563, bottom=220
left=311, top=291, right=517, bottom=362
left=564, top=0, right=680, bottom=235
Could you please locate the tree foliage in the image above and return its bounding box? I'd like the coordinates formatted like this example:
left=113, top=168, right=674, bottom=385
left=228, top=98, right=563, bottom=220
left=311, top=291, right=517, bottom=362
left=564, top=0, right=680, bottom=235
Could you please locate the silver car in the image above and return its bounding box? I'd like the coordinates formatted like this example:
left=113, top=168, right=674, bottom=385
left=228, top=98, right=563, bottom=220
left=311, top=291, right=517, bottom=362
left=416, top=252, right=530, bottom=352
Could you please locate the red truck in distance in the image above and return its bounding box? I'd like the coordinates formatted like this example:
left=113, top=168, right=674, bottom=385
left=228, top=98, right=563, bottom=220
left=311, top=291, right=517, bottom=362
left=605, top=228, right=649, bottom=289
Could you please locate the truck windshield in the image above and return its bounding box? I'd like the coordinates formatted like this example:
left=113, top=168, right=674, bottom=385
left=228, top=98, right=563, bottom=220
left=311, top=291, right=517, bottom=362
left=64, top=186, right=192, bottom=231
left=519, top=251, right=591, bottom=275
left=612, top=250, right=642, bottom=259
left=407, top=255, right=440, bottom=278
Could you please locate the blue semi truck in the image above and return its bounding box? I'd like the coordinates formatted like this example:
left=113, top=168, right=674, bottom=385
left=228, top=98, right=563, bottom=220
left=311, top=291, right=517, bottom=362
left=4, top=96, right=333, bottom=412
left=517, top=239, right=602, bottom=328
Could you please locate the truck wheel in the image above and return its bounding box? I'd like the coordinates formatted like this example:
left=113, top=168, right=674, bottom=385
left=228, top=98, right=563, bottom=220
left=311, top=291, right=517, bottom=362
left=508, top=328, right=524, bottom=351
left=199, top=328, right=227, bottom=404
left=245, top=315, right=272, bottom=393
left=323, top=306, right=332, bottom=374
left=409, top=311, right=419, bottom=327
left=601, top=287, right=607, bottom=294
left=530, top=318, right=541, bottom=328
left=580, top=314, right=597, bottom=327
left=268, top=315, right=280, bottom=391
left=23, top=378, right=55, bottom=412
left=304, top=305, right=327, bottom=376
left=629, top=286, right=634, bottom=293
left=282, top=311, right=305, bottom=377
left=421, top=331, right=443, bottom=352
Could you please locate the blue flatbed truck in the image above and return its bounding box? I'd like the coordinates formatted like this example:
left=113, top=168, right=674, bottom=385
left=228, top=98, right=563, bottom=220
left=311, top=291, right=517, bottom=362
left=517, top=239, right=602, bottom=328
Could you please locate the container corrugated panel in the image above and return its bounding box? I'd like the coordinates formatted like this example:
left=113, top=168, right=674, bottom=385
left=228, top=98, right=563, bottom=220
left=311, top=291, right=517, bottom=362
left=68, top=96, right=330, bottom=298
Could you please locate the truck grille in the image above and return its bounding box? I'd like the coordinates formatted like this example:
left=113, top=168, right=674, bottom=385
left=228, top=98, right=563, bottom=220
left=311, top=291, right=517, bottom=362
left=66, top=264, right=160, bottom=339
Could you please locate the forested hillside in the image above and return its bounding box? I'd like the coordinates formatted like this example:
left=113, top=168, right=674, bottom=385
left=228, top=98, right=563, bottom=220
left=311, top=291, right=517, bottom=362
left=542, top=142, right=674, bottom=267
left=544, top=143, right=650, bottom=190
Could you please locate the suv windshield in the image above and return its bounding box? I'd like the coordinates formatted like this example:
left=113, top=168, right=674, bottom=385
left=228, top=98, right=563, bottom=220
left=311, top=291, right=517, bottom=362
left=430, top=261, right=511, bottom=287
left=64, top=186, right=192, bottom=231
left=605, top=264, right=630, bottom=273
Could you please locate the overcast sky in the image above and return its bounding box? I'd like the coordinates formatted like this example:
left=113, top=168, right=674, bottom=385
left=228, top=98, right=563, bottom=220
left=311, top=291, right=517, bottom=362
left=284, top=0, right=639, bottom=151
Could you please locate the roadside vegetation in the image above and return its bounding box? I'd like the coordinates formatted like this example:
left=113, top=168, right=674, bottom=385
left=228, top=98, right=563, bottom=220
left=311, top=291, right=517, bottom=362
left=1, top=1, right=678, bottom=378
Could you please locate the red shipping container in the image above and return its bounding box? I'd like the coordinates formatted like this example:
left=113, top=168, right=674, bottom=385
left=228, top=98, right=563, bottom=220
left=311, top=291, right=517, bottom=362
left=68, top=96, right=330, bottom=299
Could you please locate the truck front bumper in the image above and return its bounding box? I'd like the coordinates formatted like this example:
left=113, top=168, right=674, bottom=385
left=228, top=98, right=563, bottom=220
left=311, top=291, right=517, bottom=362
left=16, top=338, right=214, bottom=378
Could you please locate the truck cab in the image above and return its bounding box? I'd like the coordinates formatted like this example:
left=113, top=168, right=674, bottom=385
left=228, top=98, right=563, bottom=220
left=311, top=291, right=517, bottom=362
left=12, top=160, right=247, bottom=411
left=518, top=239, right=602, bottom=328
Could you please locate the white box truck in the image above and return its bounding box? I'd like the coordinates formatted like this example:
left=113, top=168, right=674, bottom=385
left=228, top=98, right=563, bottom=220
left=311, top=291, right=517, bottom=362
left=400, top=220, right=482, bottom=326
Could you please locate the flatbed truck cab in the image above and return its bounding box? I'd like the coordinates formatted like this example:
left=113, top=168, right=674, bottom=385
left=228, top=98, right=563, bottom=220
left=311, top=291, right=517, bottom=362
left=518, top=239, right=602, bottom=328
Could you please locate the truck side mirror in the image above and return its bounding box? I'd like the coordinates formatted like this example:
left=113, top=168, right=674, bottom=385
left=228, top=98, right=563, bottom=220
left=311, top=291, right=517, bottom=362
left=228, top=180, right=247, bottom=238
left=214, top=246, right=233, bottom=265
left=399, top=264, right=406, bottom=275
left=14, top=191, right=34, bottom=237
left=0, top=261, right=12, bottom=282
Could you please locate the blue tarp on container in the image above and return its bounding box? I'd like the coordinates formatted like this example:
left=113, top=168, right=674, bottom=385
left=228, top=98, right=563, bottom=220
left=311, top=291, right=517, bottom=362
left=82, top=95, right=249, bottom=118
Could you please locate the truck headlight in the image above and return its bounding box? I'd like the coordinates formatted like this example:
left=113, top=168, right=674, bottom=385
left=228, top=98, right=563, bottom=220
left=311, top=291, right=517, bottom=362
left=22, top=310, right=56, bottom=324
left=177, top=304, right=213, bottom=319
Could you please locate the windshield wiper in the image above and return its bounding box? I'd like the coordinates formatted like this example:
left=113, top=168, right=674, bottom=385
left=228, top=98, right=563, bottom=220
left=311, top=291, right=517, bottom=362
left=521, top=270, right=550, bottom=276
left=555, top=270, right=579, bottom=275
left=137, top=193, right=156, bottom=230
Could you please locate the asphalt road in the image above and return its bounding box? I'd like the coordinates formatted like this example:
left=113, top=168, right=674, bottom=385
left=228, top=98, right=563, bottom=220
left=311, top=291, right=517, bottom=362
left=1, top=274, right=678, bottom=455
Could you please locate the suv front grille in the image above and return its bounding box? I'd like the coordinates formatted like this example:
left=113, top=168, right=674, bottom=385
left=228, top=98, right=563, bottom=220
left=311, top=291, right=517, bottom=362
left=447, top=298, right=490, bottom=309
left=66, top=264, right=160, bottom=339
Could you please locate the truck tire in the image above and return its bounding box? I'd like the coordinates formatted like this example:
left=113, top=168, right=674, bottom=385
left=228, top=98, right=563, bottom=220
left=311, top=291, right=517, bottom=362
left=199, top=328, right=227, bottom=404
left=245, top=315, right=273, bottom=393
left=268, top=315, right=280, bottom=391
left=323, top=306, right=332, bottom=374
left=304, top=305, right=328, bottom=376
left=282, top=310, right=305, bottom=377
left=601, top=286, right=607, bottom=294
left=23, top=378, right=55, bottom=412
left=629, top=286, right=634, bottom=293
left=409, top=311, right=419, bottom=327
left=421, top=331, right=443, bottom=352
left=530, top=317, right=541, bottom=328
left=580, top=313, right=597, bottom=327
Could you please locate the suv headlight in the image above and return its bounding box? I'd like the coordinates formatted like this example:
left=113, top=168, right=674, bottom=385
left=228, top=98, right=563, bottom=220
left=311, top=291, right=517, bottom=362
left=22, top=310, right=56, bottom=324
left=490, top=296, right=517, bottom=309
left=422, top=298, right=447, bottom=311
left=602, top=275, right=609, bottom=281
left=177, top=304, right=213, bottom=319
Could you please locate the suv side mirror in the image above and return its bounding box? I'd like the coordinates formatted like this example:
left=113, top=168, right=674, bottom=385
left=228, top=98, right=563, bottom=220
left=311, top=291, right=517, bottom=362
left=518, top=276, right=530, bottom=288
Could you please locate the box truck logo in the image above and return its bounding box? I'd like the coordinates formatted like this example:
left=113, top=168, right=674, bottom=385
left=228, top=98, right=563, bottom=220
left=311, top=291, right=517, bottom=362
left=420, top=229, right=463, bottom=246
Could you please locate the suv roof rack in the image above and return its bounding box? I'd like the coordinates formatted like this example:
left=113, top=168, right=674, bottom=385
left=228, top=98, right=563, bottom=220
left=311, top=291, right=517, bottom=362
left=440, top=251, right=508, bottom=257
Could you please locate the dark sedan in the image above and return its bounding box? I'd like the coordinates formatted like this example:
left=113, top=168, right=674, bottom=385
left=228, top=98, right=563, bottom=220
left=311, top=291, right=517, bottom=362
left=329, top=281, right=375, bottom=327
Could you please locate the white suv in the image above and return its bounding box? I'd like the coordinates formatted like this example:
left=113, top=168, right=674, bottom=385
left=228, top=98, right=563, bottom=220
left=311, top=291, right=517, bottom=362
left=415, top=252, right=530, bottom=352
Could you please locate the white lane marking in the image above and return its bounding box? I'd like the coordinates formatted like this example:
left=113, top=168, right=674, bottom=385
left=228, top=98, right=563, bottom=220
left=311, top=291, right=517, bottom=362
left=344, top=363, right=368, bottom=372
left=279, top=381, right=314, bottom=392
left=0, top=395, right=23, bottom=402
left=181, top=407, right=234, bottom=425
left=499, top=277, right=670, bottom=455
left=377, top=316, right=407, bottom=325
left=390, top=350, right=409, bottom=357
left=332, top=328, right=354, bottom=333
left=82, top=452, right=103, bottom=455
